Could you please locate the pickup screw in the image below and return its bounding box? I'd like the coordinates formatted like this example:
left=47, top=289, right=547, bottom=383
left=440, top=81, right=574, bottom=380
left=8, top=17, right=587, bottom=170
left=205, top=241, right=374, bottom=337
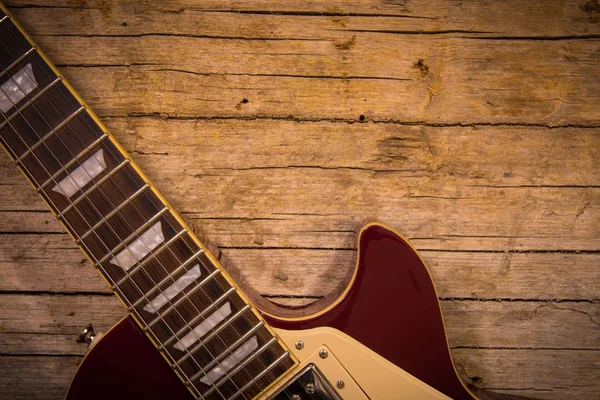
left=319, top=349, right=328, bottom=359
left=305, top=383, right=315, bottom=394
left=295, top=341, right=304, bottom=350
left=291, top=395, right=301, bottom=400
left=337, top=380, right=345, bottom=389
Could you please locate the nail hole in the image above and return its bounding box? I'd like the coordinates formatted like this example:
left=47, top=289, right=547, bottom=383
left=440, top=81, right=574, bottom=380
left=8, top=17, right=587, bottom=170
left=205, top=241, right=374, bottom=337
left=121, top=22, right=128, bottom=27
left=241, top=98, right=249, bottom=104
left=359, top=115, right=365, bottom=121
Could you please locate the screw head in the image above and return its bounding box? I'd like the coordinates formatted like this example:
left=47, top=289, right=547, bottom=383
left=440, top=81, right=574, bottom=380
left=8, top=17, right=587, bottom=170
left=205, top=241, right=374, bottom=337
left=295, top=341, right=304, bottom=350
left=319, top=349, right=328, bottom=359
left=291, top=395, right=301, bottom=400
left=337, top=380, right=345, bottom=389
left=305, top=382, right=316, bottom=394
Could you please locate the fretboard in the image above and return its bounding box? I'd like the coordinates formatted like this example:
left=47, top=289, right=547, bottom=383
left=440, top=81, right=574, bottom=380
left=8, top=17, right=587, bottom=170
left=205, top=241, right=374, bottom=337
left=0, top=7, right=295, bottom=400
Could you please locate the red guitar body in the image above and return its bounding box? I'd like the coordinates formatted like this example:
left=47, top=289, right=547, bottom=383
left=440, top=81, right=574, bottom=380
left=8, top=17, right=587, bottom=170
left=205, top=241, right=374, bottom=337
left=67, top=224, right=474, bottom=399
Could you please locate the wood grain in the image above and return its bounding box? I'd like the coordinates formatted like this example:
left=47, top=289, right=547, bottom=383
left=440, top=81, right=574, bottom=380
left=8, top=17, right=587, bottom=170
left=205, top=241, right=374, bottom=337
left=1, top=0, right=599, bottom=399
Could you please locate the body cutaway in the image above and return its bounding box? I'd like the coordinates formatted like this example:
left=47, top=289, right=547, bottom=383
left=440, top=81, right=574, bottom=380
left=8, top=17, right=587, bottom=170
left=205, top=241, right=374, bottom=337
left=67, top=223, right=474, bottom=400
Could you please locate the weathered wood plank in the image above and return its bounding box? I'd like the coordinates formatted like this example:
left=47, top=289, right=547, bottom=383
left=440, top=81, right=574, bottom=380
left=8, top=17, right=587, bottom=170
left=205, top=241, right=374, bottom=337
left=1, top=294, right=598, bottom=354
left=0, top=356, right=80, bottom=400
left=7, top=0, right=600, bottom=38
left=1, top=207, right=598, bottom=252
left=4, top=119, right=597, bottom=187
left=452, top=349, right=600, bottom=400
left=47, top=48, right=600, bottom=125
left=1, top=234, right=598, bottom=300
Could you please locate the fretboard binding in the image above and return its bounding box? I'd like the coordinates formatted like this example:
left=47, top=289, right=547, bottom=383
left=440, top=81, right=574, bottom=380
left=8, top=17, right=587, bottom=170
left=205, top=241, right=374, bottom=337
left=174, top=304, right=252, bottom=367
left=77, top=183, right=150, bottom=244
left=228, top=351, right=291, bottom=400
left=158, top=268, right=223, bottom=349
left=37, top=132, right=108, bottom=191
left=59, top=158, right=130, bottom=218
left=198, top=336, right=278, bottom=396
left=131, top=249, right=205, bottom=309
left=16, top=105, right=85, bottom=163
left=0, top=46, right=36, bottom=81
left=148, top=282, right=235, bottom=330
left=0, top=76, right=62, bottom=131
left=114, top=228, right=189, bottom=288
left=95, top=206, right=170, bottom=267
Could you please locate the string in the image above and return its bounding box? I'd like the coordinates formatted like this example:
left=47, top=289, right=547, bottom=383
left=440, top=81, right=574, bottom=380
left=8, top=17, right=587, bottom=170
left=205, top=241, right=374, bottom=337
left=0, top=19, right=289, bottom=398
left=0, top=29, right=239, bottom=400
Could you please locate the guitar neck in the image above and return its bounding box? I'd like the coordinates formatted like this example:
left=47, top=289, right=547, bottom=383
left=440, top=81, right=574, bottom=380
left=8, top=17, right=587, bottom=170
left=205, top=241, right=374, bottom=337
left=0, top=6, right=295, bottom=399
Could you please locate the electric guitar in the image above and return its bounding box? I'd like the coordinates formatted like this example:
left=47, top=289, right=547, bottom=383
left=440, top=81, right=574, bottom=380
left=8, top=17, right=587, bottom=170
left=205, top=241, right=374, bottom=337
left=0, top=5, right=478, bottom=399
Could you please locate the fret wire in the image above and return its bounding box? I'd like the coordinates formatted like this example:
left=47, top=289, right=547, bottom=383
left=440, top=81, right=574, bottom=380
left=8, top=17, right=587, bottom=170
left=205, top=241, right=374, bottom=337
left=196, top=305, right=251, bottom=353
left=77, top=182, right=150, bottom=244
left=8, top=47, right=268, bottom=396
left=228, top=351, right=291, bottom=400
left=37, top=132, right=108, bottom=191
left=94, top=206, right=170, bottom=267
left=0, top=27, right=217, bottom=399
left=1, top=22, right=281, bottom=398
left=115, top=228, right=190, bottom=289
left=58, top=158, right=130, bottom=218
left=0, top=43, right=135, bottom=276
left=131, top=248, right=204, bottom=308
left=147, top=281, right=235, bottom=330
left=158, top=268, right=222, bottom=348
left=198, top=336, right=278, bottom=396
left=0, top=76, right=62, bottom=130
left=191, top=321, right=267, bottom=375
left=174, top=304, right=253, bottom=367
left=16, top=104, right=85, bottom=162
left=0, top=46, right=36, bottom=81
left=0, top=14, right=8, bottom=25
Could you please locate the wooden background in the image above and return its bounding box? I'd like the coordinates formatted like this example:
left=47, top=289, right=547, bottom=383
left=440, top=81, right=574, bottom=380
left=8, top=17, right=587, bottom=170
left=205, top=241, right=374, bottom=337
left=0, top=0, right=599, bottom=399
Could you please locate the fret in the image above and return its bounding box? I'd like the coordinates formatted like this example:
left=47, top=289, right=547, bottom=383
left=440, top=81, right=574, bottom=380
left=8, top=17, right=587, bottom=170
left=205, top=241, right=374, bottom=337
left=77, top=183, right=150, bottom=244
left=0, top=11, right=298, bottom=398
left=0, top=76, right=62, bottom=129
left=158, top=268, right=222, bottom=348
left=4, top=78, right=97, bottom=181
left=37, top=132, right=108, bottom=191
left=0, top=46, right=35, bottom=81
left=62, top=160, right=149, bottom=240
left=131, top=249, right=204, bottom=309
left=16, top=104, right=85, bottom=162
left=228, top=351, right=291, bottom=400
left=196, top=328, right=266, bottom=377
left=115, top=228, right=190, bottom=287
left=95, top=206, right=170, bottom=267
left=148, top=282, right=235, bottom=330
left=174, top=304, right=254, bottom=366
left=0, top=19, right=36, bottom=80
left=197, top=336, right=278, bottom=396
left=58, top=158, right=130, bottom=217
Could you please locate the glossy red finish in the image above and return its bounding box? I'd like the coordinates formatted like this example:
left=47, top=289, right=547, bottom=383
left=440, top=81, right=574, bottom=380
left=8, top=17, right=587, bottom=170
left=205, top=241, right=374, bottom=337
left=66, top=316, right=193, bottom=400
left=67, top=224, right=473, bottom=399
left=265, top=224, right=474, bottom=400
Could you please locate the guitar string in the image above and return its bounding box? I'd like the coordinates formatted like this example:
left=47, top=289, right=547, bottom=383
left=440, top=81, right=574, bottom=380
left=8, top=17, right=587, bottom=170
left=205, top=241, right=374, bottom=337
left=0, top=25, right=287, bottom=399
left=34, top=57, right=277, bottom=400
left=2, top=18, right=299, bottom=400
left=3, top=15, right=313, bottom=400
left=0, top=35, right=244, bottom=400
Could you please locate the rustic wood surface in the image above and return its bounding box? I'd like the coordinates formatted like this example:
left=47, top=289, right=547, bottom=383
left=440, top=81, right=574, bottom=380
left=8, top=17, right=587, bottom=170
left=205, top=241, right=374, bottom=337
left=1, top=0, right=599, bottom=399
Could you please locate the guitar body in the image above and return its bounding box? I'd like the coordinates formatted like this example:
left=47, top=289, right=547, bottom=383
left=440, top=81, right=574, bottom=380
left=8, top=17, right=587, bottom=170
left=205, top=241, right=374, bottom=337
left=67, top=223, right=474, bottom=400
